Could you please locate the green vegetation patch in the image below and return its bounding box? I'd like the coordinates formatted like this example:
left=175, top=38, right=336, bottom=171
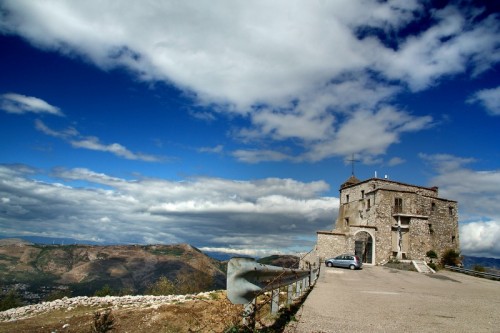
left=146, top=246, right=186, bottom=257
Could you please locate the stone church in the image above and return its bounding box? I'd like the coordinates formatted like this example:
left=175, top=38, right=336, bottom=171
left=314, top=175, right=460, bottom=265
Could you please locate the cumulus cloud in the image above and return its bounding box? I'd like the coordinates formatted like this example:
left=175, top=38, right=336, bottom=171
left=1, top=1, right=497, bottom=163
left=460, top=221, right=500, bottom=258
left=0, top=93, right=63, bottom=116
left=35, top=120, right=161, bottom=162
left=467, top=86, right=500, bottom=116
left=0, top=164, right=338, bottom=256
left=421, top=153, right=500, bottom=257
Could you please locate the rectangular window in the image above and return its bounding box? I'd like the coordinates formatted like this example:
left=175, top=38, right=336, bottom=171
left=345, top=217, right=349, bottom=227
left=367, top=199, right=371, bottom=209
left=346, top=194, right=349, bottom=203
left=394, top=198, right=403, bottom=213
left=361, top=190, right=365, bottom=199
left=431, top=202, right=436, bottom=212
left=449, top=207, right=454, bottom=216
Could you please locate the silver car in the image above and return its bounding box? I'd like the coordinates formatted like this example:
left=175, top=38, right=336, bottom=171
left=325, top=254, right=362, bottom=270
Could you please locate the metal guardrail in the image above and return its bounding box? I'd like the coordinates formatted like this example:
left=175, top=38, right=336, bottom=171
left=445, top=265, right=500, bottom=280
left=227, top=257, right=320, bottom=328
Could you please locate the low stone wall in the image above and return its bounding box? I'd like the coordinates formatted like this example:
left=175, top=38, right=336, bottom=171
left=0, top=291, right=220, bottom=322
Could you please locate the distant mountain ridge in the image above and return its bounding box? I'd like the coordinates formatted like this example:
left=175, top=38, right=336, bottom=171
left=0, top=239, right=226, bottom=303
left=462, top=255, right=500, bottom=271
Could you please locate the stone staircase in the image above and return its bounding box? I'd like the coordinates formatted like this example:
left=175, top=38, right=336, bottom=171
left=412, top=260, right=435, bottom=274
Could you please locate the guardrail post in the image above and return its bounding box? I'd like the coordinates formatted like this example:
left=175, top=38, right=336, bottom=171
left=296, top=279, right=301, bottom=296
left=287, top=284, right=293, bottom=306
left=271, top=288, right=279, bottom=314
left=242, top=300, right=256, bottom=328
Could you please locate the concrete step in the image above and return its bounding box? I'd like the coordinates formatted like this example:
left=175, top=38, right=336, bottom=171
left=412, top=260, right=435, bottom=274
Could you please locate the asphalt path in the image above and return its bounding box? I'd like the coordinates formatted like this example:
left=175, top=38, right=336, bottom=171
left=284, top=265, right=499, bottom=333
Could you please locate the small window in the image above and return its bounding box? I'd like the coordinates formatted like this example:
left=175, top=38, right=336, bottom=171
left=346, top=194, right=350, bottom=203
left=452, top=236, right=456, bottom=243
left=367, top=199, right=371, bottom=209
left=361, top=190, right=365, bottom=199
left=345, top=217, right=350, bottom=227
left=428, top=224, right=434, bottom=234
left=431, top=202, right=436, bottom=212
left=395, top=198, right=403, bottom=213
left=449, top=207, right=454, bottom=216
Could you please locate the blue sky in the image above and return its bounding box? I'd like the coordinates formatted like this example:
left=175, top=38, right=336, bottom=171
left=1, top=0, right=499, bottom=258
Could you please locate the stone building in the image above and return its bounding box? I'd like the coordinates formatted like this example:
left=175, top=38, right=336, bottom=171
left=314, top=175, right=459, bottom=265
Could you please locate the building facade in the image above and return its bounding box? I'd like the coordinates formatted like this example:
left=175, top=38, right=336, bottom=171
left=315, top=176, right=459, bottom=265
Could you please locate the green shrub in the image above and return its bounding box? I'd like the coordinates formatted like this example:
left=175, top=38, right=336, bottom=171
left=44, top=289, right=72, bottom=302
left=146, top=276, right=176, bottom=296
left=94, top=284, right=115, bottom=297
left=427, top=262, right=438, bottom=271
left=91, top=308, right=115, bottom=333
left=473, top=264, right=486, bottom=272
left=0, top=289, right=23, bottom=311
left=441, top=249, right=461, bottom=267
left=426, top=250, right=438, bottom=259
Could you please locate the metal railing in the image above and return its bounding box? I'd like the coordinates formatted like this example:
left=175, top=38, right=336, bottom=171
left=226, top=257, right=320, bottom=328
left=445, top=265, right=500, bottom=280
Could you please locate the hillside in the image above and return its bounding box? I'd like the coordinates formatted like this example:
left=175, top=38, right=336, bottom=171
left=462, top=255, right=500, bottom=273
left=257, top=255, right=300, bottom=268
left=0, top=239, right=226, bottom=304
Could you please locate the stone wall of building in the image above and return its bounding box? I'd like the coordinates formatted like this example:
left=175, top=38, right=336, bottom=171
left=428, top=199, right=459, bottom=257
left=316, top=232, right=347, bottom=260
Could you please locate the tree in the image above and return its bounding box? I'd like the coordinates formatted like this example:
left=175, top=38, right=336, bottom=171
left=146, top=276, right=176, bottom=296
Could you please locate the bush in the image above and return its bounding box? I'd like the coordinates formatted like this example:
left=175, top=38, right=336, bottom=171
left=91, top=308, right=115, bottom=333
left=0, top=289, right=23, bottom=311
left=473, top=264, right=486, bottom=272
left=44, top=289, right=72, bottom=302
left=146, top=276, right=176, bottom=296
left=427, top=262, right=438, bottom=271
left=426, top=250, right=438, bottom=259
left=94, top=284, right=115, bottom=297
left=441, top=249, right=461, bottom=267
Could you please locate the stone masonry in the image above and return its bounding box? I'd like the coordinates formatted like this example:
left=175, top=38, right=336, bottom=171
left=313, top=176, right=459, bottom=265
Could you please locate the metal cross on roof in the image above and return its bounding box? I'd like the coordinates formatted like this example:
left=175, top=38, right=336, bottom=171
left=346, top=154, right=360, bottom=176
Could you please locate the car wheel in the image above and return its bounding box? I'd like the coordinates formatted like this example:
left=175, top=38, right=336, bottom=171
left=326, top=262, right=333, bottom=267
left=349, top=264, right=355, bottom=270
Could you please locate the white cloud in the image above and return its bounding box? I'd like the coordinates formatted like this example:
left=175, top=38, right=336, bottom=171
left=232, top=149, right=292, bottom=164
left=387, top=157, right=405, bottom=167
left=460, top=221, right=500, bottom=258
left=198, top=145, right=223, bottom=154
left=0, top=93, right=63, bottom=116
left=0, top=164, right=338, bottom=254
left=467, top=86, right=500, bottom=116
left=302, top=107, right=432, bottom=162
left=378, top=6, right=500, bottom=90
left=421, top=153, right=500, bottom=258
left=1, top=1, right=497, bottom=163
left=35, top=120, right=161, bottom=162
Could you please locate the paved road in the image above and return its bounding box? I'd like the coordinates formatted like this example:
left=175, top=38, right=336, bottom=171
left=284, top=265, right=499, bottom=333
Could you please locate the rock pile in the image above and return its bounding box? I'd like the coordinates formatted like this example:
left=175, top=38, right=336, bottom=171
left=0, top=291, right=218, bottom=322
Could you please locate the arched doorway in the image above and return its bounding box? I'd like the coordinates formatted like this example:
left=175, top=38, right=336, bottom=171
left=354, top=231, right=374, bottom=264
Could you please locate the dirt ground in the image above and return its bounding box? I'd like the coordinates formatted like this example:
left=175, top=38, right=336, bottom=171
left=0, top=292, right=243, bottom=333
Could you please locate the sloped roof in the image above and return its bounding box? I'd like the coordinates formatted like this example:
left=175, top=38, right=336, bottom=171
left=341, top=175, right=360, bottom=189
